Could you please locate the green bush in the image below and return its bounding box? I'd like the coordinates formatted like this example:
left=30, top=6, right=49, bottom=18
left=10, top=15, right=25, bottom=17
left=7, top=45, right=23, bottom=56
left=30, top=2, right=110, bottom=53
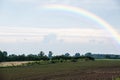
left=71, top=59, right=77, bottom=62
left=49, top=60, right=56, bottom=64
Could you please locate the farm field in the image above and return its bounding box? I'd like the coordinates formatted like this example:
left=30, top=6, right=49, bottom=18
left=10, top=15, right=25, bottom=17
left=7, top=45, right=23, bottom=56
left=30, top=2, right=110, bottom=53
left=0, top=60, right=120, bottom=80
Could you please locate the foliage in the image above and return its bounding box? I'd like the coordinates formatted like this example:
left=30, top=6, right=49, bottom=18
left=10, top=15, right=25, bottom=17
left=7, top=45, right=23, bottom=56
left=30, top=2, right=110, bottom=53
left=0, top=50, right=95, bottom=62
left=74, top=53, right=80, bottom=57
left=64, top=53, right=70, bottom=57
left=71, top=59, right=77, bottom=62
left=0, top=51, right=8, bottom=62
left=48, top=51, right=53, bottom=59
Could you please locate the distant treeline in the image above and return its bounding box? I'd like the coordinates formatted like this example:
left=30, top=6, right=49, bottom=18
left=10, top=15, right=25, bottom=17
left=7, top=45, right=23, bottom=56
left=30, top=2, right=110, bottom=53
left=0, top=50, right=95, bottom=62
left=85, top=53, right=120, bottom=59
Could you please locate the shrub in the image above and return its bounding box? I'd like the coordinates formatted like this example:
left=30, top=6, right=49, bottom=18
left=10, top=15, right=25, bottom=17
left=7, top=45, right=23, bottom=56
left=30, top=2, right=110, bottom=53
left=49, top=60, right=56, bottom=64
left=59, top=59, right=64, bottom=63
left=71, top=59, right=77, bottom=62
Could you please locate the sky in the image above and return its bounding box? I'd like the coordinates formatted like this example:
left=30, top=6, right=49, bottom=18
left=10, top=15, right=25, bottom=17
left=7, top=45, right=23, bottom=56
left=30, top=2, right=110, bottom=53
left=0, top=0, right=120, bottom=55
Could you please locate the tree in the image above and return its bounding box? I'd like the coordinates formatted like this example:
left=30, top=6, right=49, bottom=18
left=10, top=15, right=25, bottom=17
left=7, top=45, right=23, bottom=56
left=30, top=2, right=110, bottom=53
left=64, top=53, right=70, bottom=57
left=2, top=51, right=8, bottom=61
left=27, top=54, right=38, bottom=61
left=105, top=55, right=111, bottom=59
left=75, top=53, right=80, bottom=57
left=0, top=50, right=3, bottom=62
left=0, top=51, right=8, bottom=62
left=85, top=52, right=92, bottom=57
left=114, top=55, right=120, bottom=59
left=48, top=51, right=53, bottom=59
left=38, top=51, right=45, bottom=57
left=8, top=54, right=18, bottom=61
left=2, top=51, right=7, bottom=57
left=18, top=54, right=26, bottom=61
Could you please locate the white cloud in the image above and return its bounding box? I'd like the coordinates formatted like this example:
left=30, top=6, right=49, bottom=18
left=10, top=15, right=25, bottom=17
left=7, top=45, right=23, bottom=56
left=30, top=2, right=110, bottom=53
left=0, top=27, right=113, bottom=43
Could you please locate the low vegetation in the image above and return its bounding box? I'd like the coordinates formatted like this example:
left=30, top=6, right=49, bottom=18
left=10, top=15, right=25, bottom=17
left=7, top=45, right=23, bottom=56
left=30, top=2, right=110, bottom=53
left=115, top=78, right=120, bottom=80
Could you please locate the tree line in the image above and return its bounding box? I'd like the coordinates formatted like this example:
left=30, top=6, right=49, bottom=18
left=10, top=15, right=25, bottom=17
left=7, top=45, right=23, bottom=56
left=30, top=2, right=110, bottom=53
left=0, top=50, right=95, bottom=62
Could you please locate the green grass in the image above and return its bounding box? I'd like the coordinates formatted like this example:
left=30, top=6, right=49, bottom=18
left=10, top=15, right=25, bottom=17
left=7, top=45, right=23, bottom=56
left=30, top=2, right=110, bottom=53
left=115, top=78, right=120, bottom=80
left=0, top=60, right=120, bottom=80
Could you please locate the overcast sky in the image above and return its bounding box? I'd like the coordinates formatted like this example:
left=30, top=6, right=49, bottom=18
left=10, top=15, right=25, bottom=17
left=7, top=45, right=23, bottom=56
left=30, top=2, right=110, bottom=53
left=0, top=0, right=120, bottom=55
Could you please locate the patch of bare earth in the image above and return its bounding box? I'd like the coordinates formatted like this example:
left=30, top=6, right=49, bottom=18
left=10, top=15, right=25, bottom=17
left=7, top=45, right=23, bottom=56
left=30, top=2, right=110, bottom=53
left=15, top=68, right=120, bottom=80
left=0, top=61, right=32, bottom=67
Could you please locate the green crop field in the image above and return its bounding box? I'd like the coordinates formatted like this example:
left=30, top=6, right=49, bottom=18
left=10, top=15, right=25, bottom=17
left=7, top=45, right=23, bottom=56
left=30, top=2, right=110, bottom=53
left=0, top=60, right=120, bottom=80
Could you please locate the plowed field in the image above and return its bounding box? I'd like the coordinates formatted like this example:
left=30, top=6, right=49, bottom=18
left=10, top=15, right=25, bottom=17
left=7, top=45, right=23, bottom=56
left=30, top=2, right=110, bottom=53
left=0, top=60, right=120, bottom=80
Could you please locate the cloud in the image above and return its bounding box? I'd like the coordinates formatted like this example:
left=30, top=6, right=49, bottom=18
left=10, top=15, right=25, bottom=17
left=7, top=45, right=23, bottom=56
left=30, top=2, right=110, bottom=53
left=0, top=27, right=114, bottom=44
left=42, top=33, right=64, bottom=44
left=42, top=34, right=58, bottom=43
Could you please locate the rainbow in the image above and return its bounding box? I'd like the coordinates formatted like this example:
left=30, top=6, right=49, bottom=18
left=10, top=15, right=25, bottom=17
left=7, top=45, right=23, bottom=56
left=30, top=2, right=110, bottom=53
left=43, top=4, right=120, bottom=45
